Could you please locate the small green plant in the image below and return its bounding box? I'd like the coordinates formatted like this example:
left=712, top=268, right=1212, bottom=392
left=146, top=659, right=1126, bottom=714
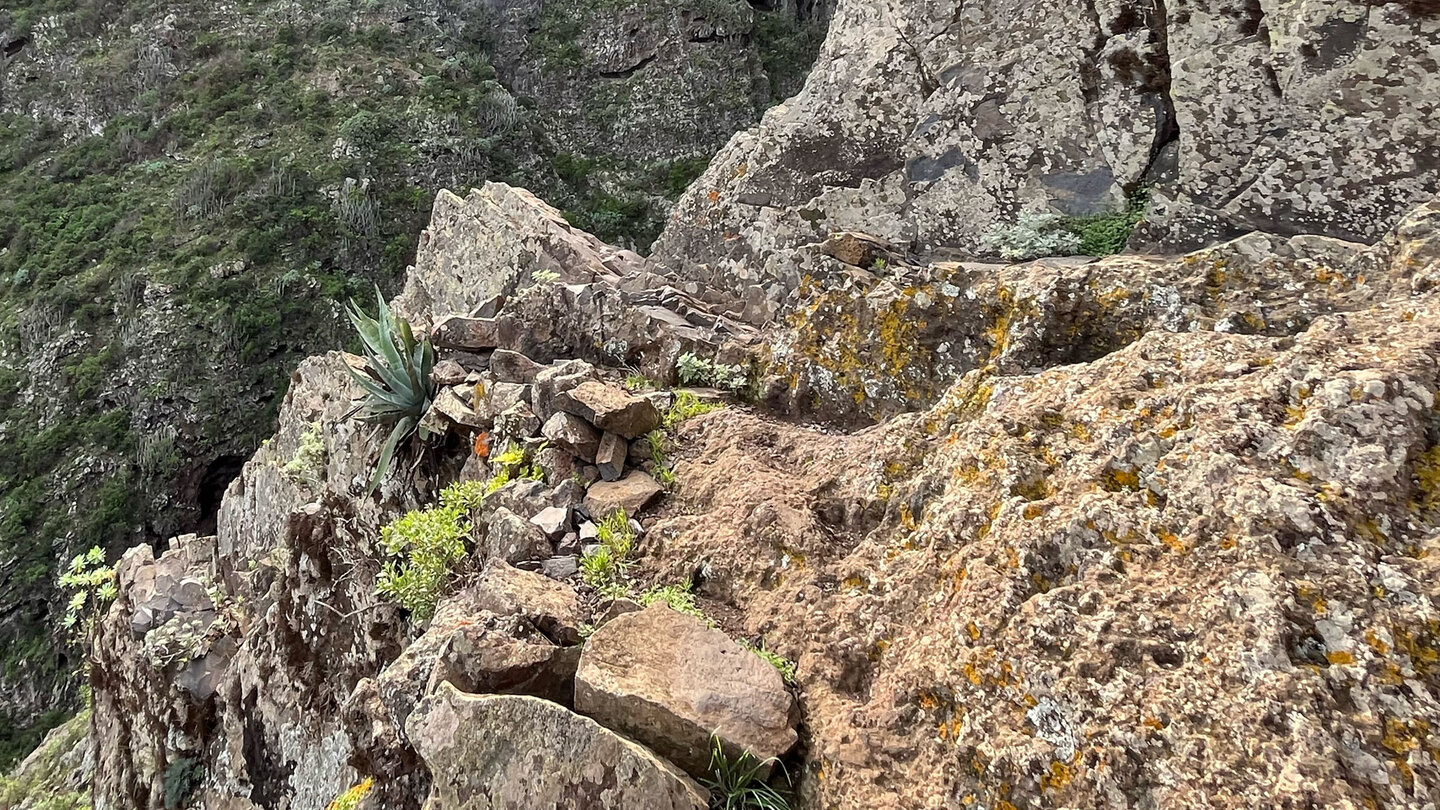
left=595, top=509, right=636, bottom=557
left=664, top=391, right=725, bottom=430
left=581, top=509, right=637, bottom=593
left=978, top=210, right=1083, bottom=261
left=59, top=546, right=117, bottom=638
left=624, top=373, right=657, bottom=392
left=282, top=422, right=326, bottom=486
left=346, top=288, right=437, bottom=494
left=676, top=352, right=747, bottom=391
left=638, top=583, right=707, bottom=622
left=701, top=736, right=791, bottom=810
left=485, top=443, right=544, bottom=494
left=439, top=479, right=487, bottom=512
left=531, top=268, right=560, bottom=284
left=740, top=641, right=798, bottom=686
left=1061, top=188, right=1149, bottom=256
left=326, top=777, right=375, bottom=810
left=580, top=544, right=619, bottom=590
left=375, top=503, right=469, bottom=622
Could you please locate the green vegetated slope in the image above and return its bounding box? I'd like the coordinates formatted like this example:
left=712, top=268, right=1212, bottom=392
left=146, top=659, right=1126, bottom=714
left=0, top=0, right=827, bottom=766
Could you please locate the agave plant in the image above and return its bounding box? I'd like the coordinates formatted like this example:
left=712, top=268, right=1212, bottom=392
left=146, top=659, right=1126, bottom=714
left=346, top=288, right=436, bottom=494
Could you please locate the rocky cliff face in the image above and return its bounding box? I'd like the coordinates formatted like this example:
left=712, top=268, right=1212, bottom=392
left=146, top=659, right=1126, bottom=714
left=0, top=0, right=827, bottom=763
left=70, top=181, right=1440, bottom=809
left=8, top=0, right=1440, bottom=807
left=653, top=0, right=1440, bottom=295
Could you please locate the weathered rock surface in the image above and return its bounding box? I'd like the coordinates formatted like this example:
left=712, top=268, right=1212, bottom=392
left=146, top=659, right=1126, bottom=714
left=430, top=316, right=503, bottom=351
left=653, top=0, right=1440, bottom=290
left=484, top=507, right=553, bottom=565
left=576, top=604, right=798, bottom=776
left=469, top=561, right=584, bottom=646
left=91, top=353, right=421, bottom=809
left=556, top=380, right=663, bottom=439
left=407, top=685, right=709, bottom=810
left=584, top=472, right=666, bottom=518
left=640, top=268, right=1440, bottom=805
left=541, top=411, right=602, bottom=463
left=756, top=197, right=1440, bottom=425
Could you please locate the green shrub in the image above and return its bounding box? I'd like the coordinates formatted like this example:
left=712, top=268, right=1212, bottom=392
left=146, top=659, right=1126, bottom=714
left=638, top=583, right=707, bottom=622
left=325, top=777, right=374, bottom=810
left=646, top=430, right=676, bottom=487
left=485, top=444, right=544, bottom=494
left=581, top=509, right=637, bottom=594
left=281, top=422, right=326, bottom=486
left=346, top=290, right=436, bottom=494
left=676, top=352, right=747, bottom=391
left=58, top=546, right=117, bottom=638
left=978, top=211, right=1082, bottom=261
left=1061, top=190, right=1149, bottom=256
left=740, top=641, right=797, bottom=686
left=375, top=504, right=469, bottom=622
left=664, top=391, right=724, bottom=430
left=163, top=757, right=204, bottom=810
left=439, top=480, right=487, bottom=513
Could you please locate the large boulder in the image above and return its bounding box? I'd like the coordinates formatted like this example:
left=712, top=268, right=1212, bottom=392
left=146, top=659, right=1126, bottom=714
left=575, top=604, right=798, bottom=776
left=653, top=0, right=1440, bottom=292
left=407, top=685, right=710, bottom=810
left=638, top=279, right=1440, bottom=807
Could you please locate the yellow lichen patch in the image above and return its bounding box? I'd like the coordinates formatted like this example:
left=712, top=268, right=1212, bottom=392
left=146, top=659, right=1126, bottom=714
left=1218, top=536, right=1238, bottom=551
left=1100, top=467, right=1141, bottom=491
left=1022, top=503, right=1045, bottom=520
left=326, top=778, right=374, bottom=810
left=1040, top=759, right=1075, bottom=792
left=1364, top=631, right=1391, bottom=656
left=1392, top=621, right=1440, bottom=679
left=1010, top=477, right=1050, bottom=502
left=966, top=622, right=981, bottom=641
left=1142, top=716, right=1165, bottom=730
left=1413, top=445, right=1440, bottom=510
left=937, top=708, right=965, bottom=741
left=1156, top=530, right=1189, bottom=554
left=1326, top=650, right=1356, bottom=665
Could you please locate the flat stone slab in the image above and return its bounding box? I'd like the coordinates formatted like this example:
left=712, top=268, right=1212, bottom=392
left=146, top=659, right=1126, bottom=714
left=584, top=471, right=664, bottom=518
left=555, top=380, right=662, bottom=438
left=408, top=685, right=709, bottom=810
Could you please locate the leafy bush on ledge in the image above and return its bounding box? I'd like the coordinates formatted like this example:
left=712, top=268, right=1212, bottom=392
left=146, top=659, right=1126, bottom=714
left=375, top=504, right=468, bottom=622
left=978, top=211, right=1082, bottom=261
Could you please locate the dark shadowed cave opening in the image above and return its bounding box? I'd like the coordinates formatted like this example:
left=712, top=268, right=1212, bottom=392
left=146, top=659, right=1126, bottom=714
left=193, top=455, right=245, bottom=537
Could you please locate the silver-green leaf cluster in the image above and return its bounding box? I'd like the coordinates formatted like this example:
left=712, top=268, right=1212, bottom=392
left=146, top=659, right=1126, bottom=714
left=346, top=289, right=437, bottom=494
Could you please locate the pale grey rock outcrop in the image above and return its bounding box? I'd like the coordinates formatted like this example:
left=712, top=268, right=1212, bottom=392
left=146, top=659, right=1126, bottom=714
left=653, top=0, right=1440, bottom=298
